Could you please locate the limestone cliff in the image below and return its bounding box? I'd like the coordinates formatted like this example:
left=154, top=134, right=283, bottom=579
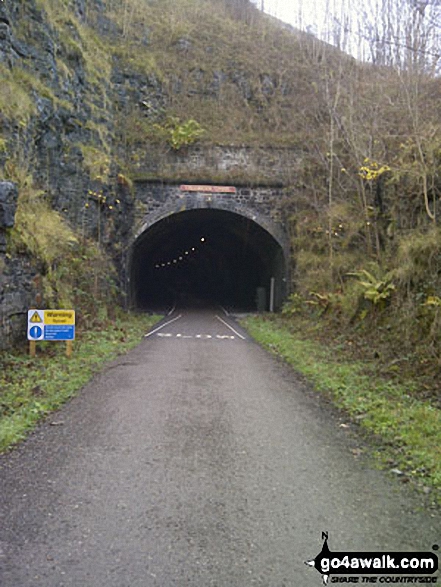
left=0, top=0, right=323, bottom=346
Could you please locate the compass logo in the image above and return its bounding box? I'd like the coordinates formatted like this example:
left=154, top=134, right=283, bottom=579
left=305, top=533, right=438, bottom=586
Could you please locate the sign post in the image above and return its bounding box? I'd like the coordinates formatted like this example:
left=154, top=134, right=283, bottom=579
left=27, top=310, right=76, bottom=357
left=269, top=277, right=275, bottom=313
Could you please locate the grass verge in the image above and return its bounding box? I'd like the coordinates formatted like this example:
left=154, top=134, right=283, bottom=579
left=0, top=312, right=161, bottom=452
left=241, top=314, right=441, bottom=504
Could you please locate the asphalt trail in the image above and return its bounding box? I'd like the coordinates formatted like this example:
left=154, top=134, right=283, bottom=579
left=0, top=309, right=439, bottom=586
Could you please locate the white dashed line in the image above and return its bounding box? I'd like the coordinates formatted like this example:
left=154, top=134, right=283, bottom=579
left=215, top=315, right=246, bottom=340
left=144, top=314, right=182, bottom=338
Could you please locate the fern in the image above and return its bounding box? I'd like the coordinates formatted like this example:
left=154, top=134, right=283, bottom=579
left=349, top=270, right=395, bottom=306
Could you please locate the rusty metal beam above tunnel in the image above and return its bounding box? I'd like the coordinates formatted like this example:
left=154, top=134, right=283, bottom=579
left=179, top=185, right=237, bottom=194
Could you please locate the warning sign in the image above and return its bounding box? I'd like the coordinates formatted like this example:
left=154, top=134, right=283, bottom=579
left=27, top=309, right=75, bottom=341
left=29, top=311, right=43, bottom=323
left=44, top=310, right=75, bottom=325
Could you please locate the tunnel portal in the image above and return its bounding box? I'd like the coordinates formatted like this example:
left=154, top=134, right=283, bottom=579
left=129, top=208, right=287, bottom=311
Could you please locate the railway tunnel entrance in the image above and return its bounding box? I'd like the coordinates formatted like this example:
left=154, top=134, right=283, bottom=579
left=129, top=208, right=287, bottom=311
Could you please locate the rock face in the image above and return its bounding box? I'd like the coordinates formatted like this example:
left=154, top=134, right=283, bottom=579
left=0, top=0, right=297, bottom=348
left=0, top=182, right=18, bottom=230
left=0, top=180, right=17, bottom=252
left=0, top=182, right=39, bottom=350
left=0, top=259, right=40, bottom=350
left=0, top=0, right=118, bottom=347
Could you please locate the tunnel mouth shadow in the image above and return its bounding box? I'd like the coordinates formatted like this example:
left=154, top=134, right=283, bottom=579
left=129, top=208, right=287, bottom=312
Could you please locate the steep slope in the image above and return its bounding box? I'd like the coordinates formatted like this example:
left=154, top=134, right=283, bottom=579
left=0, top=0, right=440, bottom=361
left=0, top=0, right=335, bottom=345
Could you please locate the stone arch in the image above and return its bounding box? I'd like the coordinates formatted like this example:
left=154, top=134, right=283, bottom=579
left=128, top=197, right=290, bottom=311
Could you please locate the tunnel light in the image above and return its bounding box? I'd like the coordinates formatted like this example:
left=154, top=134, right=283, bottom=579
left=155, top=241, right=201, bottom=269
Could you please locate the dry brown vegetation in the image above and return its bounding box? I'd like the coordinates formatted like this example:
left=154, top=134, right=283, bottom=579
left=1, top=0, right=441, bottom=367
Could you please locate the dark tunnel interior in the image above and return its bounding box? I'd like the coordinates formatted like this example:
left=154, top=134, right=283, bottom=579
left=130, top=209, right=286, bottom=311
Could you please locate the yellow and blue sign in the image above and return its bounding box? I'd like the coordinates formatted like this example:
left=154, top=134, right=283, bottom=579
left=27, top=310, right=75, bottom=341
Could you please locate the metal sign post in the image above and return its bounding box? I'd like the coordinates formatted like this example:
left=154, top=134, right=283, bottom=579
left=269, top=277, right=275, bottom=312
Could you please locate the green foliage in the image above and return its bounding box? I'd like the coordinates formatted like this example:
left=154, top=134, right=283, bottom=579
left=33, top=0, right=111, bottom=85
left=41, top=239, right=118, bottom=320
left=242, top=315, right=441, bottom=500
left=122, top=114, right=205, bottom=154
left=358, top=157, right=391, bottom=181
left=389, top=134, right=441, bottom=222
left=3, top=0, right=441, bottom=377
left=111, top=43, right=162, bottom=79
left=80, top=145, right=111, bottom=182
left=4, top=165, right=118, bottom=319
left=424, top=296, right=441, bottom=308
left=307, top=291, right=344, bottom=314
left=107, top=0, right=332, bottom=147
left=7, top=171, right=78, bottom=269
left=391, top=227, right=441, bottom=291
left=281, top=292, right=305, bottom=316
left=290, top=201, right=373, bottom=295
left=166, top=117, right=206, bottom=150
left=13, top=67, right=57, bottom=103
left=0, top=313, right=162, bottom=452
left=0, top=63, right=36, bottom=125
left=0, top=54, right=74, bottom=126
left=349, top=269, right=395, bottom=306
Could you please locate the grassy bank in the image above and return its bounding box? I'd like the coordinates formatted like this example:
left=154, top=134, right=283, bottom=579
left=0, top=312, right=161, bottom=452
left=241, top=314, right=441, bottom=504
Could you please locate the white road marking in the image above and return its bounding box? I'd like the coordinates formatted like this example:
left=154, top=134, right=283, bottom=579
left=148, top=313, right=245, bottom=341
left=167, top=304, right=176, bottom=316
left=219, top=306, right=229, bottom=316
left=144, top=314, right=182, bottom=338
left=215, top=315, right=246, bottom=340
left=155, top=333, right=237, bottom=340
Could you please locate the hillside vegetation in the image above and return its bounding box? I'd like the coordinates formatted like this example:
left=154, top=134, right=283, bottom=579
left=0, top=0, right=440, bottom=376
left=107, top=0, right=331, bottom=147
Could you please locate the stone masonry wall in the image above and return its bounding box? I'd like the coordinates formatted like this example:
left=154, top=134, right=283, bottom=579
left=132, top=145, right=303, bottom=187
left=132, top=182, right=290, bottom=253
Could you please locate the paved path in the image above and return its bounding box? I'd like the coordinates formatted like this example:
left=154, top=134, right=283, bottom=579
left=0, top=309, right=439, bottom=586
